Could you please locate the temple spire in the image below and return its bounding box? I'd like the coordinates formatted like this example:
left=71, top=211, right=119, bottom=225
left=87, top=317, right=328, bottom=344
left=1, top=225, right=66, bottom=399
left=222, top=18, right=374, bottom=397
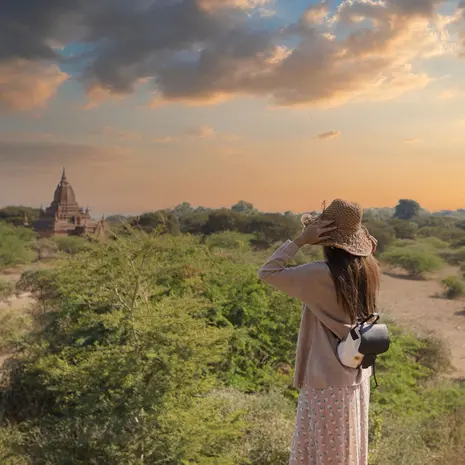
left=61, top=167, right=67, bottom=183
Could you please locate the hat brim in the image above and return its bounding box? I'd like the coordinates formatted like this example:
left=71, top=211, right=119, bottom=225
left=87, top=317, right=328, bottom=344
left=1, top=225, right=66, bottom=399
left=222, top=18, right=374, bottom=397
left=317, top=228, right=374, bottom=257
left=301, top=214, right=375, bottom=257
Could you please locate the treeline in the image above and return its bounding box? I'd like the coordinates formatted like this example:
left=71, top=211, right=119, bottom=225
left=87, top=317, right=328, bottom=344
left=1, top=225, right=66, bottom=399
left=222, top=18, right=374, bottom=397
left=118, top=199, right=465, bottom=254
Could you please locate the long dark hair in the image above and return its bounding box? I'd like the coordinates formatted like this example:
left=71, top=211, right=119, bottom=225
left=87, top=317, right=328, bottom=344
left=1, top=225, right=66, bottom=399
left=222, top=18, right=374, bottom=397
left=323, top=246, right=380, bottom=324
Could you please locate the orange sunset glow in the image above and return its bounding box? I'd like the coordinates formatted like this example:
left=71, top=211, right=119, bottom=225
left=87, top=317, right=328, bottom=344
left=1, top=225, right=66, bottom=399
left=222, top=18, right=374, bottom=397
left=1, top=0, right=465, bottom=215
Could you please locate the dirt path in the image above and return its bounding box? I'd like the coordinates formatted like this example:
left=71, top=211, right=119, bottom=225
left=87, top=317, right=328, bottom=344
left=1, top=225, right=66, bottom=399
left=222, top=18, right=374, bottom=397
left=379, top=273, right=465, bottom=379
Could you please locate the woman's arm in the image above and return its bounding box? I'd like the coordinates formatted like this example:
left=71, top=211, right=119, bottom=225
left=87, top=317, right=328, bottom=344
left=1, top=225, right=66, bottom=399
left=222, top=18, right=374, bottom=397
left=258, top=220, right=336, bottom=301
left=258, top=240, right=320, bottom=301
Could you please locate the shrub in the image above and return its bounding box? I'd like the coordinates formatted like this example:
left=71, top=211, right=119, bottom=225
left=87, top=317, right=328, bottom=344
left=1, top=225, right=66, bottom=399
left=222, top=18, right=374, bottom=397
left=213, top=388, right=295, bottom=464
left=35, top=238, right=59, bottom=260
left=0, top=305, right=32, bottom=352
left=451, top=236, right=465, bottom=248
left=382, top=248, right=444, bottom=277
left=390, top=219, right=418, bottom=239
left=393, top=238, right=416, bottom=248
left=441, top=276, right=465, bottom=299
left=0, top=222, right=36, bottom=270
left=205, top=231, right=253, bottom=251
left=438, top=247, right=465, bottom=266
left=52, top=235, right=94, bottom=255
left=418, top=226, right=465, bottom=243
left=0, top=279, right=14, bottom=303
left=453, top=247, right=465, bottom=264
left=419, top=237, right=449, bottom=249
left=363, top=219, right=395, bottom=254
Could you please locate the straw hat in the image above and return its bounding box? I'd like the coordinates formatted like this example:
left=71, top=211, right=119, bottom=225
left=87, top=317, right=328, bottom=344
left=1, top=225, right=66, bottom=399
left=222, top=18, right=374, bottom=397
left=301, top=199, right=377, bottom=257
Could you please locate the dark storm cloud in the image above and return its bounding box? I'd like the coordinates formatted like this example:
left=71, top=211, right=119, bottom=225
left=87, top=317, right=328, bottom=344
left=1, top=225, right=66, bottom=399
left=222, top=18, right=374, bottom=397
left=0, top=0, right=81, bottom=61
left=0, top=0, right=459, bottom=109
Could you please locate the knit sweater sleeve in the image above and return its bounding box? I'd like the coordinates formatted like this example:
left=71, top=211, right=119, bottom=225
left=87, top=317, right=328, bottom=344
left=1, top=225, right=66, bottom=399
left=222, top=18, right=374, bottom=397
left=258, top=240, right=324, bottom=306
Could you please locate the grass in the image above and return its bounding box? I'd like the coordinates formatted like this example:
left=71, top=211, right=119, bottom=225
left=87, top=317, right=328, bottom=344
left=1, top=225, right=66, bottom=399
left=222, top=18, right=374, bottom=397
left=369, top=320, right=465, bottom=464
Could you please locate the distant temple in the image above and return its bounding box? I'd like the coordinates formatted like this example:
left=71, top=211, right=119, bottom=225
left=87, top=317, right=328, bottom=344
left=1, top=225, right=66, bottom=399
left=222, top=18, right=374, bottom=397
left=33, top=168, right=108, bottom=239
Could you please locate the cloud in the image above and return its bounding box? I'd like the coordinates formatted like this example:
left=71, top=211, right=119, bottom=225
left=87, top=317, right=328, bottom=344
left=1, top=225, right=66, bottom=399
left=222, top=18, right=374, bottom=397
left=437, top=88, right=465, bottom=100
left=0, top=0, right=461, bottom=111
left=0, top=140, right=131, bottom=173
left=403, top=137, right=420, bottom=143
left=184, top=125, right=241, bottom=142
left=92, top=125, right=141, bottom=141
left=186, top=125, right=217, bottom=139
left=438, top=89, right=456, bottom=99
left=136, top=0, right=452, bottom=108
left=0, top=60, right=68, bottom=113
left=153, top=137, right=175, bottom=144
left=317, top=130, right=341, bottom=140
left=197, top=0, right=270, bottom=11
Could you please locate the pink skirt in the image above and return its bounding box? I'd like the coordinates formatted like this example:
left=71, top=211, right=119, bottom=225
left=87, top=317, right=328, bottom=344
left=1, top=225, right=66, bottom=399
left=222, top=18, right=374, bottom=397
left=289, top=378, right=370, bottom=465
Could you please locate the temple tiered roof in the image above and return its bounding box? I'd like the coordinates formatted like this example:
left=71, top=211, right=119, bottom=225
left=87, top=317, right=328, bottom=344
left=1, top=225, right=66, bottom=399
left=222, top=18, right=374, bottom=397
left=33, top=169, right=107, bottom=238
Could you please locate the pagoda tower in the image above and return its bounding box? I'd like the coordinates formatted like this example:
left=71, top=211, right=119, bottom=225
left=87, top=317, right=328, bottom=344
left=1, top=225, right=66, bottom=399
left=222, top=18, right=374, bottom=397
left=43, top=168, right=89, bottom=221
left=34, top=168, right=107, bottom=238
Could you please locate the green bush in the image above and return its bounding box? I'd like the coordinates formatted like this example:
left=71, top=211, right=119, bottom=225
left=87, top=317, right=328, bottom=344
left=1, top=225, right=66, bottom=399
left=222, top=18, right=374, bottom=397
left=453, top=247, right=465, bottom=264
left=393, top=239, right=417, bottom=248
left=419, top=237, right=449, bottom=249
left=1, top=230, right=465, bottom=465
left=213, top=388, right=295, bottom=464
left=52, top=235, right=95, bottom=255
left=0, top=279, right=14, bottom=303
left=0, top=222, right=36, bottom=270
left=382, top=247, right=444, bottom=277
left=205, top=231, right=253, bottom=251
left=418, top=226, right=465, bottom=243
left=362, top=219, right=395, bottom=254
left=390, top=219, right=418, bottom=239
left=438, top=247, right=465, bottom=265
left=35, top=237, right=59, bottom=259
left=0, top=305, right=32, bottom=352
left=369, top=324, right=465, bottom=464
left=441, top=276, right=465, bottom=299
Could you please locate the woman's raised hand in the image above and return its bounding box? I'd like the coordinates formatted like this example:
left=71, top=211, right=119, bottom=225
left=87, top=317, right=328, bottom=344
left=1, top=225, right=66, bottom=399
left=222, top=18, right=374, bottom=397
left=293, top=220, right=337, bottom=247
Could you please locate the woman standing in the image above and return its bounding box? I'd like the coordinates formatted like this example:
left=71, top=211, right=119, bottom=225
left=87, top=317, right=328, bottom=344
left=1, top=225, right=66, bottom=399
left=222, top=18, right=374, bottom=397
left=258, top=199, right=380, bottom=465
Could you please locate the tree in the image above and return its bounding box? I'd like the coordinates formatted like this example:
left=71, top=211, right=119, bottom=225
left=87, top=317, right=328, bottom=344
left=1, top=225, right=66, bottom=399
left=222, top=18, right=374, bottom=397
left=394, top=199, right=421, bottom=221
left=171, top=202, right=194, bottom=217
left=202, top=209, right=244, bottom=235
left=231, top=201, right=257, bottom=215
left=245, top=213, right=301, bottom=248
left=179, top=211, right=210, bottom=234
left=0, top=222, right=36, bottom=269
left=382, top=248, right=443, bottom=277
left=0, top=206, right=41, bottom=226
left=390, top=219, right=418, bottom=240
left=131, top=210, right=180, bottom=235
left=362, top=219, right=395, bottom=254
left=6, top=233, right=242, bottom=463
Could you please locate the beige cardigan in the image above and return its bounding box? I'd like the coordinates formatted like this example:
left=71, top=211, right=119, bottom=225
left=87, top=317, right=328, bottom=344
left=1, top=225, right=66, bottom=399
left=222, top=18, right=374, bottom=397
left=258, top=240, right=371, bottom=390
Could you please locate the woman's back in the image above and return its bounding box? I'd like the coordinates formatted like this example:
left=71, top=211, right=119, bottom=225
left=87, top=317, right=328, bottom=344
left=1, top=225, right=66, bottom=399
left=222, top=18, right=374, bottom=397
left=257, top=242, right=373, bottom=390
left=323, top=246, right=381, bottom=324
left=258, top=198, right=379, bottom=465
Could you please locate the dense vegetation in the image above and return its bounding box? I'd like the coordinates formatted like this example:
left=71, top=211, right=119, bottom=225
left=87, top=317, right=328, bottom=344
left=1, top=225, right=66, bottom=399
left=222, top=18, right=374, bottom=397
left=0, top=199, right=464, bottom=464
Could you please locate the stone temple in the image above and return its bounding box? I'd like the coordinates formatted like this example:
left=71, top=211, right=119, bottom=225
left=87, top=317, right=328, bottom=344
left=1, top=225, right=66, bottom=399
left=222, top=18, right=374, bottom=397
left=33, top=168, right=108, bottom=238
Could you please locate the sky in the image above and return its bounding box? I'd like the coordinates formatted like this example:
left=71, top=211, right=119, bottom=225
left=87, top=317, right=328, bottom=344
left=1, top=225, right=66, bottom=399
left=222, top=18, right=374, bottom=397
left=1, top=0, right=465, bottom=216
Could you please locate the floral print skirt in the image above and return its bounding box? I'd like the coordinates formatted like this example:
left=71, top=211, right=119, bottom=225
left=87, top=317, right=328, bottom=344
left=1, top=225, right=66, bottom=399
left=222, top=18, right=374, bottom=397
left=289, top=378, right=370, bottom=465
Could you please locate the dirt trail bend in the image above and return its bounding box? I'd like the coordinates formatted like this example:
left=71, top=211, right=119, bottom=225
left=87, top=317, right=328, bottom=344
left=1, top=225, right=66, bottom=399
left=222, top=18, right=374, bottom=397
left=379, top=273, right=465, bottom=379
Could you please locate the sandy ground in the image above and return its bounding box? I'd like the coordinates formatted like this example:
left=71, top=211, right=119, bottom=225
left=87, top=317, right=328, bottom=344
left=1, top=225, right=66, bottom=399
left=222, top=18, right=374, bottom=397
left=379, top=272, right=465, bottom=379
